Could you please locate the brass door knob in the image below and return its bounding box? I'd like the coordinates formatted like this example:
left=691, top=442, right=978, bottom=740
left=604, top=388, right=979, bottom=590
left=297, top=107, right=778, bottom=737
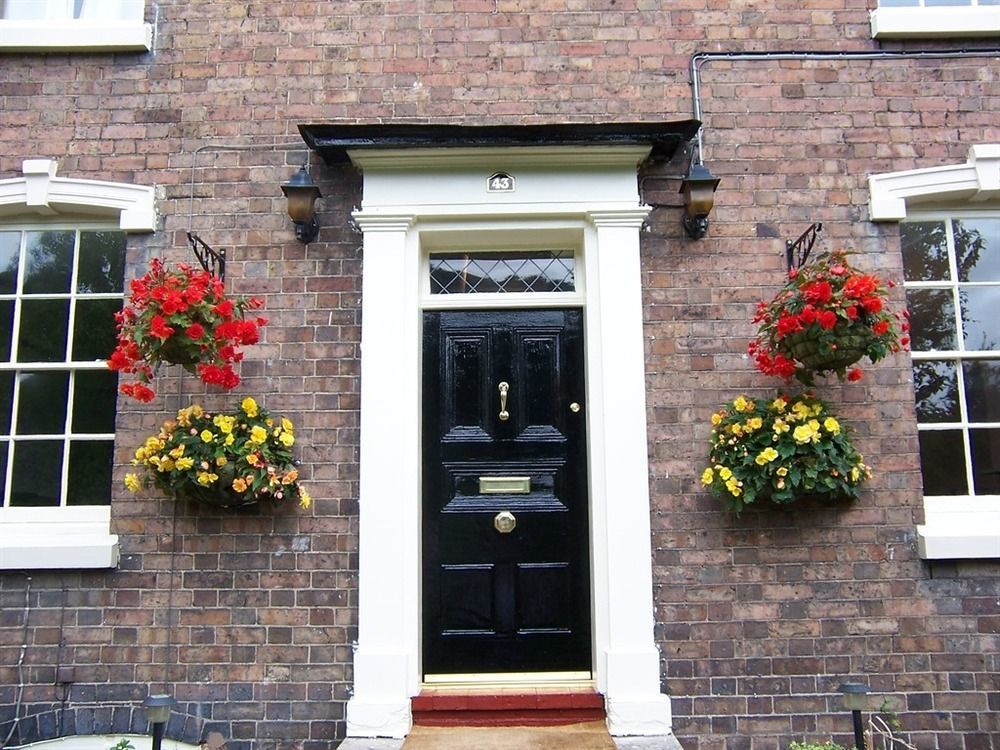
left=493, top=511, right=516, bottom=534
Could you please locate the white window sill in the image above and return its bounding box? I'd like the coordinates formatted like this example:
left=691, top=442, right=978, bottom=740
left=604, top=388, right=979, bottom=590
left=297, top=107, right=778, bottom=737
left=917, top=497, right=1000, bottom=559
left=0, top=20, right=152, bottom=52
left=0, top=506, right=119, bottom=570
left=871, top=6, right=1000, bottom=38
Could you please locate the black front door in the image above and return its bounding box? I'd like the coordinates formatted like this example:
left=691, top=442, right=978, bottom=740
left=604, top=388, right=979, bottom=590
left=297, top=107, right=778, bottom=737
left=422, top=308, right=591, bottom=675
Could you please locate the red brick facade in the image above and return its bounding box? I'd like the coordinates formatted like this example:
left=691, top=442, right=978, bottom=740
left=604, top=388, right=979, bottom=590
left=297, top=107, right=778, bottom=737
left=1, top=2, right=999, bottom=750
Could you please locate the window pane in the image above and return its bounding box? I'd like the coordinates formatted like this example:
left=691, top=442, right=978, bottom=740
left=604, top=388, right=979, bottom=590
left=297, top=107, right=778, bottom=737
left=10, top=440, right=62, bottom=507
left=969, top=429, right=1000, bottom=495
left=905, top=288, right=957, bottom=351
left=879, top=0, right=920, bottom=5
left=0, top=300, right=13, bottom=361
left=0, top=443, right=7, bottom=505
left=67, top=440, right=113, bottom=505
left=16, top=371, right=69, bottom=435
left=925, top=0, right=971, bottom=5
left=953, top=218, right=1000, bottom=283
left=71, top=371, right=117, bottom=434
left=0, top=373, right=13, bottom=435
left=918, top=430, right=968, bottom=495
left=901, top=221, right=949, bottom=281
left=77, top=231, right=126, bottom=294
left=429, top=251, right=576, bottom=294
left=1, top=1, right=48, bottom=19
left=23, top=231, right=74, bottom=295
left=960, top=287, right=1000, bottom=351
left=0, top=231, right=20, bottom=295
left=17, top=299, right=69, bottom=361
left=72, top=298, right=122, bottom=361
left=963, top=360, right=1000, bottom=423
left=914, top=360, right=960, bottom=423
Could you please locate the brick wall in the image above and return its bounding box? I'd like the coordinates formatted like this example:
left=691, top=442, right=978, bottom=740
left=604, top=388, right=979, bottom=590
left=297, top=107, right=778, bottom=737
left=1, top=2, right=999, bottom=750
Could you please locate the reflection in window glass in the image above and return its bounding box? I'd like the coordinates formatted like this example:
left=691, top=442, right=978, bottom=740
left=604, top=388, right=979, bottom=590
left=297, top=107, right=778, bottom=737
left=918, top=430, right=968, bottom=495
left=905, top=288, right=956, bottom=351
left=67, top=441, right=114, bottom=505
left=16, top=371, right=69, bottom=435
left=24, top=231, right=73, bottom=295
left=17, top=299, right=69, bottom=362
left=71, top=371, right=118, bottom=434
left=913, top=360, right=960, bottom=422
left=960, top=287, right=1000, bottom=351
left=901, top=221, right=949, bottom=282
left=970, top=429, right=1000, bottom=495
left=77, top=232, right=126, bottom=294
left=10, top=441, right=63, bottom=507
left=0, top=228, right=125, bottom=509
left=73, top=298, right=122, bottom=361
left=0, top=232, right=20, bottom=295
left=954, top=218, right=1000, bottom=283
left=902, top=214, right=1000, bottom=500
left=963, top=360, right=1000, bottom=423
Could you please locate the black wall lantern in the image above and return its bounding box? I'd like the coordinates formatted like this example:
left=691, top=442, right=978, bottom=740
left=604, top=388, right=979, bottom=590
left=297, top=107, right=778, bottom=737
left=679, top=162, right=720, bottom=240
left=281, top=165, right=322, bottom=244
left=142, top=693, right=175, bottom=750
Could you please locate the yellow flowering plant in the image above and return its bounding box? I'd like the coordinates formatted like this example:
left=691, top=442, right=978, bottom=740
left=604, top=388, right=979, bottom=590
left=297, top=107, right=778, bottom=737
left=124, top=397, right=311, bottom=509
left=702, top=393, right=871, bottom=513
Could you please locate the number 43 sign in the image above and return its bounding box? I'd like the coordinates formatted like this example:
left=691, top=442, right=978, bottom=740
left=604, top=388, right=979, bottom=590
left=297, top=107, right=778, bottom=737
left=487, top=171, right=515, bottom=193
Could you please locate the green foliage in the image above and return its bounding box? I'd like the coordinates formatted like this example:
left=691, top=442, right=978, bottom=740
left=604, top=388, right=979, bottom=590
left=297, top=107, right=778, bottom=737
left=788, top=743, right=848, bottom=750
left=108, top=740, right=135, bottom=750
left=702, top=392, right=871, bottom=513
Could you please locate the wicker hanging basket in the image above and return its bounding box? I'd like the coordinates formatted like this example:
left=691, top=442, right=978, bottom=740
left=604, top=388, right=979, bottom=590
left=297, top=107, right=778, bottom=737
left=780, top=329, right=872, bottom=372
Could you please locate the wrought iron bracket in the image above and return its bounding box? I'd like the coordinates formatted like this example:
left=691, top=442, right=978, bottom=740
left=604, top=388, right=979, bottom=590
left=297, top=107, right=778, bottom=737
left=187, top=232, right=227, bottom=281
left=785, top=222, right=822, bottom=272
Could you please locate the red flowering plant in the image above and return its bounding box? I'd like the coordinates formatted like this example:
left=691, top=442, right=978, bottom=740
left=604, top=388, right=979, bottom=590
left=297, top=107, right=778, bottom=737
left=108, top=259, right=267, bottom=402
left=748, top=250, right=909, bottom=385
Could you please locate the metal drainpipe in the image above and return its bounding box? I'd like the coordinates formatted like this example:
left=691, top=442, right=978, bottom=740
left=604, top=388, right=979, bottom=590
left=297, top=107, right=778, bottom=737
left=688, top=47, right=1000, bottom=165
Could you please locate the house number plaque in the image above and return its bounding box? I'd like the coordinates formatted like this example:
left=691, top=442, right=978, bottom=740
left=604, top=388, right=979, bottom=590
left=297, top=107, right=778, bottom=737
left=487, top=171, right=515, bottom=192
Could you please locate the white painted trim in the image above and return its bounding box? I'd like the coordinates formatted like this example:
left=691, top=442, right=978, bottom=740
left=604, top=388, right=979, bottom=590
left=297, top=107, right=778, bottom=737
left=0, top=506, right=119, bottom=570
left=10, top=736, right=195, bottom=750
left=868, top=144, right=1000, bottom=221
left=0, top=20, right=152, bottom=52
left=0, top=159, right=156, bottom=232
left=870, top=6, right=1000, bottom=38
left=346, top=146, right=676, bottom=739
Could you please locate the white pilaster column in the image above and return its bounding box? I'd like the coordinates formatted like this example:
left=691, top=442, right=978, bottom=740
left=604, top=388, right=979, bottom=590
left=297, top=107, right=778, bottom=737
left=345, top=213, right=419, bottom=739
left=586, top=210, right=674, bottom=737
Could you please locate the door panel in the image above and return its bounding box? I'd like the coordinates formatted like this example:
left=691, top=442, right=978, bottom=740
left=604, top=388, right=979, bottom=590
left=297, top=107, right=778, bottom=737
left=423, top=308, right=590, bottom=675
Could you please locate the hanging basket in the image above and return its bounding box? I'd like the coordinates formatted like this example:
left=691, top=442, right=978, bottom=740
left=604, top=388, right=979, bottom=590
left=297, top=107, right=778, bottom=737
left=156, top=335, right=201, bottom=367
left=780, top=329, right=871, bottom=372
left=173, top=464, right=255, bottom=509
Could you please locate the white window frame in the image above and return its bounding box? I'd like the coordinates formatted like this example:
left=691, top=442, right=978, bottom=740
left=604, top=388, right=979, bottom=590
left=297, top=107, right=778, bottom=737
left=870, top=1, right=1000, bottom=38
left=344, top=146, right=678, bottom=742
left=0, top=0, right=151, bottom=52
left=0, top=159, right=154, bottom=570
left=869, top=145, right=1000, bottom=559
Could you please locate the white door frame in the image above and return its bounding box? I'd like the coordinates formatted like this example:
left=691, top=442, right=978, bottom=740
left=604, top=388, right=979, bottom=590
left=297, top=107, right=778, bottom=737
left=344, top=146, right=675, bottom=739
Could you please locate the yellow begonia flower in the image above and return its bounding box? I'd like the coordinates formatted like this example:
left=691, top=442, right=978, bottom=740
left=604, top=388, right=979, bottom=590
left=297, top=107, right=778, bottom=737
left=298, top=489, right=312, bottom=509
left=216, top=457, right=228, bottom=467
left=200, top=429, right=215, bottom=443
left=232, top=477, right=249, bottom=493
left=719, top=467, right=733, bottom=480
left=823, top=417, right=840, bottom=435
left=746, top=417, right=763, bottom=431
left=773, top=418, right=789, bottom=434
left=771, top=397, right=787, bottom=412
left=242, top=397, right=259, bottom=418
left=710, top=412, right=723, bottom=426
left=282, top=469, right=299, bottom=485
left=279, top=432, right=295, bottom=447
left=701, top=467, right=714, bottom=485
left=169, top=445, right=185, bottom=459
left=776, top=466, right=788, bottom=477
left=281, top=417, right=294, bottom=432
left=158, top=457, right=176, bottom=472
left=249, top=425, right=268, bottom=444
left=124, top=473, right=141, bottom=492
left=792, top=424, right=817, bottom=445
left=196, top=471, right=219, bottom=486
left=213, top=414, right=236, bottom=434
left=733, top=395, right=751, bottom=413
left=755, top=447, right=779, bottom=465
left=175, top=457, right=195, bottom=471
